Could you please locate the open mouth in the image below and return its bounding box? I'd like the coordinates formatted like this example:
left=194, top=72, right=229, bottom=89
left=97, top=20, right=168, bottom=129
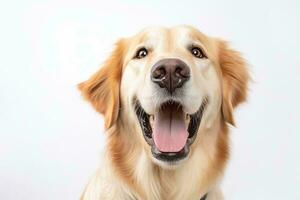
left=135, top=99, right=207, bottom=163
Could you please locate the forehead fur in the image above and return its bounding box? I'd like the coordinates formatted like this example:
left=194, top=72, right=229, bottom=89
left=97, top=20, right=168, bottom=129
left=123, top=25, right=219, bottom=64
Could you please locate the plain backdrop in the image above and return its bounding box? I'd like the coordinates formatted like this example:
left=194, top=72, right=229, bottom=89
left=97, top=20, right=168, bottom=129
left=1, top=0, right=300, bottom=199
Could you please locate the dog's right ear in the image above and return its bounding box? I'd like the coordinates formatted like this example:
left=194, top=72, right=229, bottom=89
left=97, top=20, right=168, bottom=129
left=78, top=40, right=126, bottom=129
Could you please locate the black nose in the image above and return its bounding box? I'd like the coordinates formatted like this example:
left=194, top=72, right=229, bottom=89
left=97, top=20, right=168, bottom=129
left=151, top=58, right=190, bottom=93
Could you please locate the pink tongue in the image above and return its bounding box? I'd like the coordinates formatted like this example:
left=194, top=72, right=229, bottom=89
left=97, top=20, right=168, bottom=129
left=153, top=104, right=188, bottom=152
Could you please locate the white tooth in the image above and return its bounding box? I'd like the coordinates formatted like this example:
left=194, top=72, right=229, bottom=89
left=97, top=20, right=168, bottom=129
left=185, top=115, right=190, bottom=127
left=150, top=115, right=154, bottom=127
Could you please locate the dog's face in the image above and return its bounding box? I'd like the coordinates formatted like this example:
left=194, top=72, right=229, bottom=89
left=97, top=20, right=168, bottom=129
left=121, top=26, right=223, bottom=166
left=79, top=26, right=249, bottom=168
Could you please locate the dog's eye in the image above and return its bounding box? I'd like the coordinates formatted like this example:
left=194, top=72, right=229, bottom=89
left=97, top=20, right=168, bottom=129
left=135, top=48, right=148, bottom=59
left=191, top=47, right=206, bottom=59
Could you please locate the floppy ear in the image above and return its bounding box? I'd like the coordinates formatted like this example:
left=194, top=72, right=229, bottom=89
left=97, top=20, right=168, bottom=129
left=218, top=40, right=250, bottom=126
left=78, top=40, right=126, bottom=129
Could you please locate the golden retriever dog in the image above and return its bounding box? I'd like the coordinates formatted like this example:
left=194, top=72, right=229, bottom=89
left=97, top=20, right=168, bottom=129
left=78, top=25, right=249, bottom=200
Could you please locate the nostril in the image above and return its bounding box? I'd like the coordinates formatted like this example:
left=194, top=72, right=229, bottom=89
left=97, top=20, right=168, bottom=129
left=175, top=66, right=182, bottom=78
left=175, top=66, right=190, bottom=78
left=152, top=66, right=166, bottom=79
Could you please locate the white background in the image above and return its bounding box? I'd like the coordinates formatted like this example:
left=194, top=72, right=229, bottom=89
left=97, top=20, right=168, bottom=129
left=1, top=0, right=300, bottom=199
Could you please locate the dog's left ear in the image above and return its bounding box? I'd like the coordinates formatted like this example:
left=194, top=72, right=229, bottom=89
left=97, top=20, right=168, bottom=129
left=218, top=40, right=250, bottom=126
left=78, top=39, right=126, bottom=129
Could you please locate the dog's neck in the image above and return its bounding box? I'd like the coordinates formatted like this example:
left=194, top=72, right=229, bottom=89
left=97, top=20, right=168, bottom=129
left=106, top=117, right=228, bottom=200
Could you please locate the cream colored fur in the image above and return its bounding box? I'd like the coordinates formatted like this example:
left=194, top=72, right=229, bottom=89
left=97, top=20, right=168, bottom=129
left=79, top=25, right=249, bottom=200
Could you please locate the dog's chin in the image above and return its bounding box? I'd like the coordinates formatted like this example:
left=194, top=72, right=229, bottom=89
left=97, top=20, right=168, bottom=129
left=151, top=152, right=189, bottom=169
left=134, top=98, right=207, bottom=167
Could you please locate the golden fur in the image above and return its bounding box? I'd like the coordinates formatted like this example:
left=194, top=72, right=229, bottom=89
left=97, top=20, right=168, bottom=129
left=78, top=26, right=249, bottom=200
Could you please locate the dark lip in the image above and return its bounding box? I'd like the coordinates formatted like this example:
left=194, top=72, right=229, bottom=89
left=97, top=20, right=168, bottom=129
left=134, top=98, right=207, bottom=163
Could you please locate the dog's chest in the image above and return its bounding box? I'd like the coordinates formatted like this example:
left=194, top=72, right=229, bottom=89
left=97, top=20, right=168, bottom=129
left=138, top=169, right=203, bottom=200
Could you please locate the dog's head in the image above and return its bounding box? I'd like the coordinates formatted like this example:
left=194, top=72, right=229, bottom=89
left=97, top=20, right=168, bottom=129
left=79, top=26, right=249, bottom=168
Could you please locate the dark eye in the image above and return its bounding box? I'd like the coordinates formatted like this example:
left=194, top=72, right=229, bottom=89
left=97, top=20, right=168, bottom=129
left=135, top=48, right=148, bottom=59
left=191, top=47, right=206, bottom=58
